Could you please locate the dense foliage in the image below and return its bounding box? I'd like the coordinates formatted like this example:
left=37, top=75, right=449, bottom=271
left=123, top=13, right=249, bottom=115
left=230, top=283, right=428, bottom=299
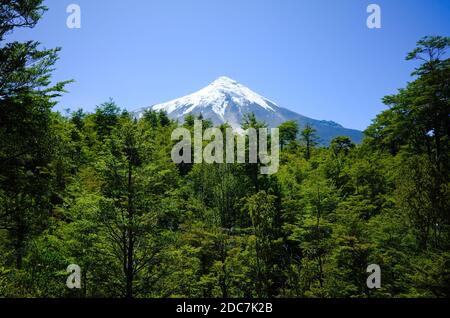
left=1, top=1, right=449, bottom=298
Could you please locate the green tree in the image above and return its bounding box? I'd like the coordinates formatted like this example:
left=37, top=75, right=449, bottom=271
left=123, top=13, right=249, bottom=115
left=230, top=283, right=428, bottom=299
left=330, top=136, right=355, bottom=157
left=300, top=124, right=318, bottom=160
left=93, top=99, right=122, bottom=140
left=0, top=0, right=70, bottom=269
left=245, top=191, right=282, bottom=297
left=278, top=120, right=299, bottom=150
left=366, top=36, right=450, bottom=250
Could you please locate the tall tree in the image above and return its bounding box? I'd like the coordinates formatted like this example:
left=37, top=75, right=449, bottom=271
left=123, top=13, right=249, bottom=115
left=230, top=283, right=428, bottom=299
left=365, top=36, right=450, bottom=249
left=300, top=124, right=318, bottom=160
left=0, top=0, right=70, bottom=269
left=278, top=120, right=299, bottom=150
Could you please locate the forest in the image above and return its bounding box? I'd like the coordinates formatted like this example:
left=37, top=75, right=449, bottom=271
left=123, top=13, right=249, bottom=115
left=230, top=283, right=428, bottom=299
left=0, top=1, right=449, bottom=298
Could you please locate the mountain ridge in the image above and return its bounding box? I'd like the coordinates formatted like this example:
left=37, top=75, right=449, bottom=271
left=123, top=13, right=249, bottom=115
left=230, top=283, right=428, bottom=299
left=133, top=76, right=363, bottom=145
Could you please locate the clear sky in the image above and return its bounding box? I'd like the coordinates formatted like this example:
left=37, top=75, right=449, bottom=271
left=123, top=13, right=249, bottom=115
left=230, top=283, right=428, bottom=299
left=7, top=0, right=450, bottom=130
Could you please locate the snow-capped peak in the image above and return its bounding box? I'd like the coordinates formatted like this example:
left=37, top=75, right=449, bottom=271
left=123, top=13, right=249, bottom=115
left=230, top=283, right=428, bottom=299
left=151, top=76, right=277, bottom=120
left=133, top=76, right=364, bottom=145
left=210, top=76, right=238, bottom=86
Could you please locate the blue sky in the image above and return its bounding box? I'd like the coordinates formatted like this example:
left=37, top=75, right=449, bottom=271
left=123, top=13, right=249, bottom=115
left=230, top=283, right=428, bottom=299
left=7, top=0, right=450, bottom=130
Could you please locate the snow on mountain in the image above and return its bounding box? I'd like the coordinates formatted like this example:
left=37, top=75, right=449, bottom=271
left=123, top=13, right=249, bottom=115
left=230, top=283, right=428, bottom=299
left=153, top=76, right=276, bottom=117
left=133, top=76, right=363, bottom=145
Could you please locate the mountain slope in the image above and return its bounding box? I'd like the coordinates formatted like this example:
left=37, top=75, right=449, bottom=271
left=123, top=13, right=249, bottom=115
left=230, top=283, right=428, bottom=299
left=134, top=76, right=363, bottom=145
